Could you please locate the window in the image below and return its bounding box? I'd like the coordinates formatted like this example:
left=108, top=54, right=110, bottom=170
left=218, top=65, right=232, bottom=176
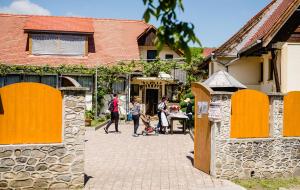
left=24, top=75, right=40, bottom=83
left=165, top=54, right=173, bottom=59
left=6, top=75, right=21, bottom=85
left=147, top=50, right=157, bottom=61
left=165, top=84, right=179, bottom=103
left=0, top=77, right=4, bottom=87
left=77, top=76, right=93, bottom=91
left=171, top=68, right=187, bottom=84
left=112, top=79, right=126, bottom=93
left=130, top=84, right=139, bottom=96
left=268, top=59, right=274, bottom=80
left=31, top=33, right=87, bottom=56
left=41, top=75, right=57, bottom=88
left=259, top=62, right=263, bottom=82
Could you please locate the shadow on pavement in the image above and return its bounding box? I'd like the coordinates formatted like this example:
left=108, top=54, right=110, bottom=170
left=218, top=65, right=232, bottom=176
left=84, top=173, right=93, bottom=186
left=186, top=155, right=194, bottom=165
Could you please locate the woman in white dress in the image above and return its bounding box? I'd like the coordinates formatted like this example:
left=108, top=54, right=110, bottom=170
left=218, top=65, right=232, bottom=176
left=157, top=96, right=169, bottom=133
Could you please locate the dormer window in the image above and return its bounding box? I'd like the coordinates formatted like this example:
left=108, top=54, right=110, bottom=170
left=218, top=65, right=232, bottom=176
left=165, top=54, right=173, bottom=59
left=30, top=33, right=87, bottom=56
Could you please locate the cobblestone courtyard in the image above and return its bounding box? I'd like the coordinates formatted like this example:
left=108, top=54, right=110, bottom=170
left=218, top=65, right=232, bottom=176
left=84, top=122, right=244, bottom=190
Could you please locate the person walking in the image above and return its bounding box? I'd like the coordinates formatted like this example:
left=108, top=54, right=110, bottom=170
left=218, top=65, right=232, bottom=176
left=104, top=93, right=120, bottom=134
left=130, top=97, right=141, bottom=137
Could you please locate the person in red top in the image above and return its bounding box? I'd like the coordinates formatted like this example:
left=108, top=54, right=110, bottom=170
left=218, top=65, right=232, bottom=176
left=104, top=93, right=120, bottom=133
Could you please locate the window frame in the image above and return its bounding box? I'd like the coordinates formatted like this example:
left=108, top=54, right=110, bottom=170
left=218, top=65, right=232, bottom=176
left=165, top=54, right=174, bottom=59
left=146, top=50, right=158, bottom=61
left=29, top=33, right=89, bottom=57
left=268, top=59, right=274, bottom=81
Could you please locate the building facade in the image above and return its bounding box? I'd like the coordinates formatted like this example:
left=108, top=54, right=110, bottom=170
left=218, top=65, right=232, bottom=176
left=0, top=13, right=183, bottom=113
left=206, top=0, right=300, bottom=93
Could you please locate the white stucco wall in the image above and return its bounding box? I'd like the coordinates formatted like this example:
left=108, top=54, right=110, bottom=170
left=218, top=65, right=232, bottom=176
left=85, top=92, right=93, bottom=111
left=227, top=57, right=262, bottom=90
left=139, top=46, right=181, bottom=60
left=209, top=61, right=226, bottom=76
left=260, top=53, right=275, bottom=93
left=281, top=43, right=300, bottom=93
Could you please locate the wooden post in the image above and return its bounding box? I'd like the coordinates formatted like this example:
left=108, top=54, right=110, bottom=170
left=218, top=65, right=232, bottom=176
left=271, top=50, right=281, bottom=92
left=94, top=67, right=98, bottom=119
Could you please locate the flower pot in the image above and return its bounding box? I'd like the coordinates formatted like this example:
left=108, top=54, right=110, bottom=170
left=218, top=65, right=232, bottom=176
left=85, top=118, right=92, bottom=126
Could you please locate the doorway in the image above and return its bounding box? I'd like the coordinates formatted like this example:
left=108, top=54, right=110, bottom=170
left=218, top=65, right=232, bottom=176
left=146, top=89, right=158, bottom=115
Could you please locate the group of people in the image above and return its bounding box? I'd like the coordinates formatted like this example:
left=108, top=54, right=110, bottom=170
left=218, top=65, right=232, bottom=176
left=104, top=94, right=193, bottom=136
left=103, top=94, right=141, bottom=137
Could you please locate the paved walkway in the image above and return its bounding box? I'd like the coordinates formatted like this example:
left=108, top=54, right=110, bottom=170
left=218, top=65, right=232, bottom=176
left=84, top=121, right=244, bottom=190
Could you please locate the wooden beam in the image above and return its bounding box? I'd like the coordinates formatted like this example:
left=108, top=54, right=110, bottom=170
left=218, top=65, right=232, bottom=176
left=29, top=34, right=32, bottom=54
left=271, top=50, right=281, bottom=92
left=85, top=36, right=88, bottom=56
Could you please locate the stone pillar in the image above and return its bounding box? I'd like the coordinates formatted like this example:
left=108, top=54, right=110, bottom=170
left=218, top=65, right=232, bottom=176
left=269, top=94, right=284, bottom=138
left=0, top=87, right=87, bottom=189
left=210, top=93, right=232, bottom=178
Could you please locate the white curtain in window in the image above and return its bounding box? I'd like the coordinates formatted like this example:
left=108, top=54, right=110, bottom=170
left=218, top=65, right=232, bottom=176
left=112, top=80, right=125, bottom=93
left=171, top=69, right=186, bottom=84
left=31, top=34, right=85, bottom=56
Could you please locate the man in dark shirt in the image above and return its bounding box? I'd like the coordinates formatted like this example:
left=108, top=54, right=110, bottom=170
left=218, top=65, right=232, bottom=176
left=104, top=93, right=120, bottom=133
left=184, top=98, right=193, bottom=130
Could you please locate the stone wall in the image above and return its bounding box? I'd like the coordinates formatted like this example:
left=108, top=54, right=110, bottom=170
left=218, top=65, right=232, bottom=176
left=0, top=88, right=86, bottom=189
left=210, top=93, right=300, bottom=179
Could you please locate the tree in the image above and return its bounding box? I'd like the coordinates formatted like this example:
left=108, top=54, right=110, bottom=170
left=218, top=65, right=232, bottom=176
left=143, top=0, right=201, bottom=63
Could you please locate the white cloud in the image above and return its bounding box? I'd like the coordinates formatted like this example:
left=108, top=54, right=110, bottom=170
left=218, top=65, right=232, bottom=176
left=0, top=0, right=51, bottom=15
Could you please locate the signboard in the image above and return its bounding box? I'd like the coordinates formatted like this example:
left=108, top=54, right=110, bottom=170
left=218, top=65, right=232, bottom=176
left=197, top=101, right=209, bottom=118
left=208, top=101, right=222, bottom=122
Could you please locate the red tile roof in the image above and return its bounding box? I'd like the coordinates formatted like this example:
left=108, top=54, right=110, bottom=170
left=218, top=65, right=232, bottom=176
left=202, top=48, right=215, bottom=58
left=243, top=0, right=298, bottom=48
left=24, top=16, right=94, bottom=33
left=0, top=14, right=150, bottom=67
left=215, top=0, right=300, bottom=56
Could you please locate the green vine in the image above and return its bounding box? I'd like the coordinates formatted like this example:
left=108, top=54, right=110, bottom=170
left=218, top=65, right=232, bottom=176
left=0, top=64, right=95, bottom=76
left=0, top=58, right=207, bottom=114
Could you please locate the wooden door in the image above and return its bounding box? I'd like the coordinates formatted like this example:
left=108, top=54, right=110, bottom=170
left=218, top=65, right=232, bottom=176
left=191, top=83, right=212, bottom=174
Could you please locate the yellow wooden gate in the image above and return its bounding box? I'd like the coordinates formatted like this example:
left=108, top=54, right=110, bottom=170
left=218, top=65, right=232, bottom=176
left=231, top=89, right=269, bottom=138
left=283, top=91, right=300, bottom=137
left=0, top=82, right=62, bottom=144
left=192, top=82, right=212, bottom=174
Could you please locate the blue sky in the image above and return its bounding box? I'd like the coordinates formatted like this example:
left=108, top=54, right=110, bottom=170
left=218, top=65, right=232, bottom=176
left=0, top=0, right=271, bottom=47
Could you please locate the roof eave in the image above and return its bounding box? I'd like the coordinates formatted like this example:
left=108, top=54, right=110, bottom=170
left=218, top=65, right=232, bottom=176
left=24, top=29, right=94, bottom=35
left=262, top=0, right=300, bottom=47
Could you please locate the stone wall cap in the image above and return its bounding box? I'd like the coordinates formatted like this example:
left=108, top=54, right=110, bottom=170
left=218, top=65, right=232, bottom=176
left=59, top=87, right=89, bottom=91
left=266, top=92, right=285, bottom=96
left=211, top=91, right=233, bottom=95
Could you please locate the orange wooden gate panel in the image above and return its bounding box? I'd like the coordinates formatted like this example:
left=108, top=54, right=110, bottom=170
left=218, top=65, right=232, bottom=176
left=0, top=82, right=62, bottom=144
left=231, top=89, right=269, bottom=138
left=283, top=91, right=300, bottom=137
left=192, top=83, right=211, bottom=174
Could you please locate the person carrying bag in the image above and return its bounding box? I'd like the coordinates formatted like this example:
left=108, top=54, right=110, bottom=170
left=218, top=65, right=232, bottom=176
left=130, top=97, right=141, bottom=137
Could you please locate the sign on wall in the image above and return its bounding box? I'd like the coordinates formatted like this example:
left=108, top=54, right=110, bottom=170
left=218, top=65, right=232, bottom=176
left=197, top=101, right=208, bottom=118
left=208, top=101, right=222, bottom=122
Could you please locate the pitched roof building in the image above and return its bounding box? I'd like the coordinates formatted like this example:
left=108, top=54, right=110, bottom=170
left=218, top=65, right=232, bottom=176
left=0, top=13, right=181, bottom=67
left=206, top=0, right=300, bottom=93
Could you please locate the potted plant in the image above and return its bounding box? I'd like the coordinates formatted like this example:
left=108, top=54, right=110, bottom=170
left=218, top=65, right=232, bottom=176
left=85, top=110, right=94, bottom=126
